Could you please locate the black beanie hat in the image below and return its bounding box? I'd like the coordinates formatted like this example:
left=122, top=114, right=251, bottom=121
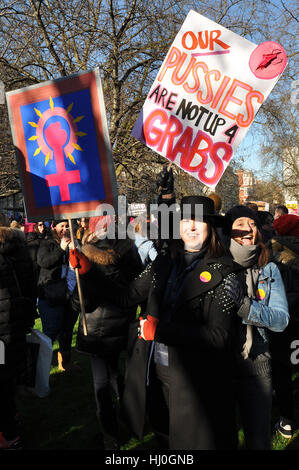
left=225, top=205, right=262, bottom=231
left=52, top=219, right=68, bottom=228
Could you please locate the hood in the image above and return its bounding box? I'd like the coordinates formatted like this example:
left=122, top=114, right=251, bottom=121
left=270, top=236, right=299, bottom=273
left=274, top=214, right=299, bottom=237
left=0, top=227, right=26, bottom=257
left=81, top=243, right=119, bottom=266
left=0, top=226, right=25, bottom=244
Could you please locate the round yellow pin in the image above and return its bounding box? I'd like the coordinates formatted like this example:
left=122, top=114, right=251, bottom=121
left=256, top=288, right=266, bottom=300
left=200, top=271, right=212, bottom=283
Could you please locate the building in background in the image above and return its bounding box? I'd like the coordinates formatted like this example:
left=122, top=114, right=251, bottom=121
left=0, top=189, right=24, bottom=220
left=283, top=148, right=299, bottom=215
left=236, top=169, right=255, bottom=204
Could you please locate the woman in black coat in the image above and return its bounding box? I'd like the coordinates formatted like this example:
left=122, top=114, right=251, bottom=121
left=122, top=196, right=240, bottom=450
left=36, top=220, right=79, bottom=371
left=26, top=221, right=51, bottom=288
left=70, top=226, right=143, bottom=450
left=0, top=215, right=36, bottom=449
left=268, top=217, right=299, bottom=438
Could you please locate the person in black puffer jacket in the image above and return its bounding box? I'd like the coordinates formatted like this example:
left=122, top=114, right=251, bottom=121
left=0, top=213, right=37, bottom=449
left=268, top=215, right=299, bottom=438
left=70, top=218, right=143, bottom=450
left=36, top=220, right=79, bottom=371
left=26, top=221, right=51, bottom=289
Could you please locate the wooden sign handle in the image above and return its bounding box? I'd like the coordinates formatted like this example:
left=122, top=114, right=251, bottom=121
left=68, top=218, right=88, bottom=336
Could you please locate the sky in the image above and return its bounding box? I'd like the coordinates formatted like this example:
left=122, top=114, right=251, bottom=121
left=235, top=130, right=263, bottom=174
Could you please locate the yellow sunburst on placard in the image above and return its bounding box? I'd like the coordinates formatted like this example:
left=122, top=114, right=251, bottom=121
left=27, top=97, right=87, bottom=166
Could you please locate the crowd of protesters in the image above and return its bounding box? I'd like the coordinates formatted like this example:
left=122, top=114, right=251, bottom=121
left=0, top=166, right=299, bottom=450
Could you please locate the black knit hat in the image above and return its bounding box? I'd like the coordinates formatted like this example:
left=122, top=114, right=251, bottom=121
left=52, top=219, right=68, bottom=228
left=180, top=195, right=230, bottom=229
left=225, top=205, right=262, bottom=231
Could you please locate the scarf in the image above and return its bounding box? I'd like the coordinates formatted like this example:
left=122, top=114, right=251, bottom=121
left=229, top=238, right=260, bottom=359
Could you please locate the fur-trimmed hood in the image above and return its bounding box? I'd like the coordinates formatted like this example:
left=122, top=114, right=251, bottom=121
left=81, top=243, right=119, bottom=266
left=0, top=226, right=25, bottom=253
left=269, top=236, right=299, bottom=274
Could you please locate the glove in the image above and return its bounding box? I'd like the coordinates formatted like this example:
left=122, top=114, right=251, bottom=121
left=69, top=249, right=91, bottom=275
left=224, top=276, right=245, bottom=309
left=236, top=297, right=252, bottom=320
left=138, top=315, right=159, bottom=341
left=224, top=277, right=251, bottom=320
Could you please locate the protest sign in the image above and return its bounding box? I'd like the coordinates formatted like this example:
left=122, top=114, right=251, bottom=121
left=6, top=68, right=118, bottom=222
left=132, top=10, right=287, bottom=188
left=128, top=203, right=147, bottom=217
left=286, top=201, right=298, bottom=215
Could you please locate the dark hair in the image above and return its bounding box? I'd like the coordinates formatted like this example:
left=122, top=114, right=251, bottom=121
left=208, top=193, right=222, bottom=212
left=275, top=205, right=288, bottom=214
left=256, top=211, right=274, bottom=225
left=51, top=228, right=61, bottom=244
left=255, top=230, right=270, bottom=267
left=170, top=220, right=225, bottom=259
left=34, top=221, right=45, bottom=232
left=245, top=202, right=258, bottom=212
left=208, top=223, right=226, bottom=257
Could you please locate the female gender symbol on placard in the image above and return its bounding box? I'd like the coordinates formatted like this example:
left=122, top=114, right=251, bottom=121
left=33, top=103, right=83, bottom=202
left=44, top=119, right=81, bottom=201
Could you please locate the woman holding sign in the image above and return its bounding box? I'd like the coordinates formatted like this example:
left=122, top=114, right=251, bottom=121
left=69, top=216, right=144, bottom=450
left=37, top=220, right=79, bottom=371
left=122, top=196, right=240, bottom=450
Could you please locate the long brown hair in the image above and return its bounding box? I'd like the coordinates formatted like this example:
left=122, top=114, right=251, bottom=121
left=51, top=228, right=61, bottom=244
left=255, top=230, right=270, bottom=267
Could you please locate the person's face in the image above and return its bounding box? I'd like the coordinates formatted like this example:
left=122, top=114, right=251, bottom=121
left=180, top=218, right=209, bottom=252
left=80, top=218, right=88, bottom=228
left=274, top=209, right=283, bottom=220
left=54, top=221, right=69, bottom=239
left=37, top=222, right=45, bottom=233
left=231, top=217, right=258, bottom=246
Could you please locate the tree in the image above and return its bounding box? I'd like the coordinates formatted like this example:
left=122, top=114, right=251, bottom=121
left=0, top=0, right=298, bottom=203
left=251, top=178, right=285, bottom=205
left=260, top=92, right=299, bottom=202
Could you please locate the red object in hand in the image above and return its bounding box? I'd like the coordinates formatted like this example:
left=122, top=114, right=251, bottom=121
left=69, top=249, right=91, bottom=275
left=139, top=315, right=159, bottom=341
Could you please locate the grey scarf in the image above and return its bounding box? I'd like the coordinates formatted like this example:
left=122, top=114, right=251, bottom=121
left=229, top=239, right=260, bottom=359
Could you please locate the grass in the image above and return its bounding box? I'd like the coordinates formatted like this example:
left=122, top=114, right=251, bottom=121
left=15, top=318, right=299, bottom=451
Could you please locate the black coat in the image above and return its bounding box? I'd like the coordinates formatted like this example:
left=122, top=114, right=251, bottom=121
left=0, top=227, right=37, bottom=382
left=73, top=238, right=144, bottom=358
left=122, top=250, right=239, bottom=450
left=268, top=236, right=299, bottom=363
left=36, top=235, right=67, bottom=298
left=26, top=230, right=50, bottom=288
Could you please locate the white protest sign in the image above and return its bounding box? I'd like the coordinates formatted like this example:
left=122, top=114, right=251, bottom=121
left=132, top=10, right=287, bottom=188
left=128, top=203, right=147, bottom=217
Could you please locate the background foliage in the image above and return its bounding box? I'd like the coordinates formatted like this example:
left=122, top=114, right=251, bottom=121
left=0, top=0, right=298, bottom=204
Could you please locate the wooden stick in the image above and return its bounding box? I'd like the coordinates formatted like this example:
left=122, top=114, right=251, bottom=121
left=68, top=218, right=88, bottom=336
